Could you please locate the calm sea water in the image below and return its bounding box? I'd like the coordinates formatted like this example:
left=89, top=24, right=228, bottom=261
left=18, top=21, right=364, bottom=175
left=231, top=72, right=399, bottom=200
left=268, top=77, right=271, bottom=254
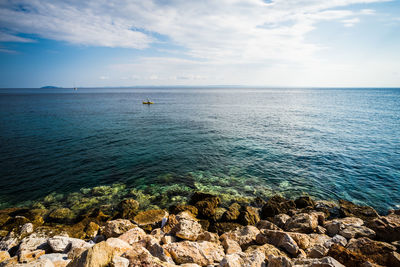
left=0, top=88, right=399, bottom=213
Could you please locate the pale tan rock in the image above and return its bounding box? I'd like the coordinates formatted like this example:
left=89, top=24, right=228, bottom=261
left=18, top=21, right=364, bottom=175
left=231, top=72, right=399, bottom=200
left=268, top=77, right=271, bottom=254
left=339, top=225, right=375, bottom=239
left=105, top=238, right=132, bottom=256
left=110, top=256, right=129, bottom=267
left=240, top=249, right=266, bottom=267
left=18, top=249, right=45, bottom=263
left=0, top=256, right=18, bottom=267
left=308, top=233, right=331, bottom=248
left=18, top=233, right=48, bottom=252
left=150, top=228, right=164, bottom=243
left=284, top=213, right=319, bottom=233
left=164, top=240, right=224, bottom=266
left=66, top=241, right=119, bottom=267
left=40, top=254, right=70, bottom=267
left=306, top=244, right=328, bottom=258
left=219, top=254, right=244, bottom=267
left=324, top=234, right=347, bottom=248
left=118, top=227, right=147, bottom=245
left=287, top=232, right=311, bottom=250
left=123, top=243, right=176, bottom=267
left=0, top=251, right=10, bottom=262
left=67, top=247, right=87, bottom=261
left=220, top=226, right=260, bottom=247
left=222, top=238, right=242, bottom=254
left=47, top=236, right=90, bottom=253
left=13, top=258, right=54, bottom=267
left=20, top=223, right=34, bottom=236
left=246, top=243, right=287, bottom=259
left=103, top=219, right=135, bottom=238
left=256, top=229, right=299, bottom=256
left=146, top=237, right=175, bottom=264
left=324, top=217, right=364, bottom=237
left=175, top=217, right=202, bottom=241
left=0, top=232, right=18, bottom=251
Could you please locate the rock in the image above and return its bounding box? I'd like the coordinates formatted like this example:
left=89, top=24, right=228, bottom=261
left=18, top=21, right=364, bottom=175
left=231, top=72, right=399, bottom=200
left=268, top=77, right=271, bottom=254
left=295, top=196, right=315, bottom=209
left=238, top=206, right=260, bottom=226
left=133, top=210, right=169, bottom=228
left=240, top=248, right=266, bottom=267
left=66, top=241, right=120, bottom=267
left=284, top=212, right=320, bottom=234
left=220, top=226, right=260, bottom=248
left=118, top=227, right=147, bottom=245
left=196, top=231, right=219, bottom=243
left=0, top=232, right=19, bottom=251
left=19, top=233, right=49, bottom=253
left=0, top=256, right=18, bottom=267
left=316, top=226, right=327, bottom=235
left=274, top=214, right=291, bottom=229
left=84, top=222, right=99, bottom=239
left=116, top=199, right=139, bottom=220
left=67, top=247, right=87, bottom=261
left=246, top=243, right=287, bottom=259
left=260, top=195, right=295, bottom=219
left=308, top=234, right=331, bottom=248
left=287, top=232, right=311, bottom=250
left=13, top=258, right=54, bottom=267
left=268, top=255, right=292, bottom=267
left=339, top=225, right=375, bottom=239
left=324, top=235, right=347, bottom=248
left=123, top=243, right=175, bottom=267
left=189, top=192, right=218, bottom=204
left=195, top=197, right=220, bottom=221
left=346, top=237, right=396, bottom=266
left=103, top=219, right=135, bottom=238
left=293, top=256, right=345, bottom=267
left=105, top=238, right=132, bottom=256
left=18, top=249, right=45, bottom=263
left=256, top=229, right=298, bottom=256
left=0, top=251, right=10, bottom=262
left=222, top=203, right=241, bottom=221
left=219, top=254, right=244, bottom=267
left=339, top=200, right=378, bottom=220
left=110, top=256, right=129, bottom=267
left=324, top=217, right=364, bottom=237
left=164, top=240, right=224, bottom=266
left=389, top=251, right=400, bottom=267
left=1, top=216, right=30, bottom=232
left=170, top=205, right=198, bottom=217
left=367, top=213, right=400, bottom=242
left=174, top=213, right=202, bottom=241
left=215, top=207, right=227, bottom=221
left=19, top=223, right=34, bottom=236
left=47, top=236, right=90, bottom=253
left=161, top=235, right=177, bottom=245
left=48, top=208, right=75, bottom=224
left=150, top=228, right=164, bottom=243
left=209, top=222, right=241, bottom=235
left=25, top=209, right=47, bottom=226
left=256, top=220, right=280, bottom=231
left=146, top=237, right=174, bottom=264
left=327, top=244, right=371, bottom=267
left=222, top=239, right=242, bottom=254
left=40, top=254, right=70, bottom=267
left=162, top=214, right=179, bottom=234
left=307, top=245, right=328, bottom=258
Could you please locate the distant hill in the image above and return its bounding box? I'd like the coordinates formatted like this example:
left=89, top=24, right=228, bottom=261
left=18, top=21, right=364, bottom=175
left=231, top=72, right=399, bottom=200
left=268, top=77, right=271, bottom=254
left=40, top=86, right=61, bottom=89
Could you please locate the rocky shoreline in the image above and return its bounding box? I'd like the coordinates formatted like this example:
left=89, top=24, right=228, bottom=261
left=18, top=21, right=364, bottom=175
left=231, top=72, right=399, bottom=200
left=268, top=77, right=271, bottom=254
left=0, top=192, right=399, bottom=266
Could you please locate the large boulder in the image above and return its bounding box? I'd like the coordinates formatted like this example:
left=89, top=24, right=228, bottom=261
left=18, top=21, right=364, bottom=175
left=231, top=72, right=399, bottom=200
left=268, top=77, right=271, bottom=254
left=174, top=212, right=202, bottom=241
left=47, top=208, right=75, bottom=224
left=287, top=232, right=311, bottom=250
left=118, top=227, right=147, bottom=245
left=133, top=210, right=169, bottom=228
left=219, top=254, right=244, bottom=267
left=194, top=197, right=220, bottom=221
left=327, top=244, right=371, bottom=267
left=256, top=229, right=299, bottom=256
left=164, top=240, right=224, bottom=266
left=324, top=217, right=364, bottom=237
left=170, top=205, right=198, bottom=217
left=367, top=213, right=400, bottom=242
left=220, top=226, right=260, bottom=248
left=338, top=225, right=375, bottom=239
left=222, top=203, right=241, bottom=222
left=284, top=213, right=321, bottom=233
left=295, top=196, right=315, bottom=209
left=238, top=206, right=260, bottom=226
left=66, top=241, right=117, bottom=267
left=260, top=195, right=295, bottom=219
left=346, top=237, right=397, bottom=266
left=103, top=219, right=135, bottom=238
left=338, top=200, right=378, bottom=221
left=47, top=236, right=90, bottom=253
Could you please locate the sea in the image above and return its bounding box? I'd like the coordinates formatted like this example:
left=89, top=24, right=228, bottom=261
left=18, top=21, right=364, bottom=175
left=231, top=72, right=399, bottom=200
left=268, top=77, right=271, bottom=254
left=0, top=87, right=399, bottom=214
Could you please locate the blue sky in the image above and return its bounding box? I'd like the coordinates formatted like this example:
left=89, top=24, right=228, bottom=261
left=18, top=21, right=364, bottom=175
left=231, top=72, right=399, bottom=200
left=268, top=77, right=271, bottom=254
left=0, top=0, right=399, bottom=88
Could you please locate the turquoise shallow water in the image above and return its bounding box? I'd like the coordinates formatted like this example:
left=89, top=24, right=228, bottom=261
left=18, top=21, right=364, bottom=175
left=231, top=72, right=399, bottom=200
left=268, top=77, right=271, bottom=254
left=0, top=88, right=399, bottom=213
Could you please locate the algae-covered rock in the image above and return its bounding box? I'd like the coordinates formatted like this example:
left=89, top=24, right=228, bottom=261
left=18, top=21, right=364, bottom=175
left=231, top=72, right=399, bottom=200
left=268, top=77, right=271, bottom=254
left=133, top=209, right=168, bottom=228
left=339, top=200, right=378, bottom=221
left=209, top=222, right=241, bottom=235
left=295, top=196, right=315, bottom=209
left=238, top=206, right=260, bottom=226
left=260, top=195, right=295, bottom=219
left=346, top=237, right=396, bottom=266
left=84, top=222, right=99, bottom=239
left=327, top=244, right=371, bottom=267
left=222, top=203, right=241, bottom=222
left=170, top=205, right=198, bottom=217
left=48, top=208, right=75, bottom=224
left=116, top=199, right=139, bottom=220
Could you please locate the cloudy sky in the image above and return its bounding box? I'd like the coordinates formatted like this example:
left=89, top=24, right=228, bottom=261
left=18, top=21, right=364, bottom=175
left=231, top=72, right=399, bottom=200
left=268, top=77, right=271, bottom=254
left=0, top=0, right=399, bottom=88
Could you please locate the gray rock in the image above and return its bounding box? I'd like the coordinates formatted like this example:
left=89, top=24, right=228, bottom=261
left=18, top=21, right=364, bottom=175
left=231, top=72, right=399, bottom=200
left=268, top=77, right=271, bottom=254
left=306, top=245, right=328, bottom=258
left=274, top=214, right=291, bottom=229
left=339, top=225, right=375, bottom=239
left=324, top=235, right=347, bottom=248
left=268, top=255, right=292, bottom=267
left=47, top=236, right=91, bottom=253
left=19, top=223, right=34, bottom=236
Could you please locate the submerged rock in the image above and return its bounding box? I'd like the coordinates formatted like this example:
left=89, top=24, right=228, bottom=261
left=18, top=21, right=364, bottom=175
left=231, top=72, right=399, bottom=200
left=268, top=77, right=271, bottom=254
left=47, top=208, right=75, bottom=224
left=116, top=199, right=139, bottom=220
left=133, top=209, right=168, bottom=228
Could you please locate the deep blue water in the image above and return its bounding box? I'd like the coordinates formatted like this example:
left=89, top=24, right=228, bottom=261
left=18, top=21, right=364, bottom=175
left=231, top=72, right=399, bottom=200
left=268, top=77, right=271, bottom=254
left=0, top=88, right=399, bottom=213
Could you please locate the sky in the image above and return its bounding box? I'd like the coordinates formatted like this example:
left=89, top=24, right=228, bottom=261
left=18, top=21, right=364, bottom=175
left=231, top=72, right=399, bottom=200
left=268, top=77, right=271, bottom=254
left=0, top=0, right=399, bottom=88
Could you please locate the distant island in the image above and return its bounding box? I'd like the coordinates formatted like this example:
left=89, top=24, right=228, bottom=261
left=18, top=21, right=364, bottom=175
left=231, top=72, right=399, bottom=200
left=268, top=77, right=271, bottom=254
left=40, top=86, right=62, bottom=89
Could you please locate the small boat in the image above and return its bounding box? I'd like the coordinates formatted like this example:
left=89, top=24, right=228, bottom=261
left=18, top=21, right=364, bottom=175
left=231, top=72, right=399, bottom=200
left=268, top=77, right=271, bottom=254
left=143, top=98, right=154, bottom=104
left=74, top=87, right=78, bottom=91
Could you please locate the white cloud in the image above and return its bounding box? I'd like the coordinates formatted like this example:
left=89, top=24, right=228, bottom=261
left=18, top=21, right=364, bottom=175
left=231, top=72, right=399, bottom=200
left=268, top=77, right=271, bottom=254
left=342, top=17, right=361, bottom=27
left=99, top=76, right=109, bottom=80
left=0, top=32, right=35, bottom=43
